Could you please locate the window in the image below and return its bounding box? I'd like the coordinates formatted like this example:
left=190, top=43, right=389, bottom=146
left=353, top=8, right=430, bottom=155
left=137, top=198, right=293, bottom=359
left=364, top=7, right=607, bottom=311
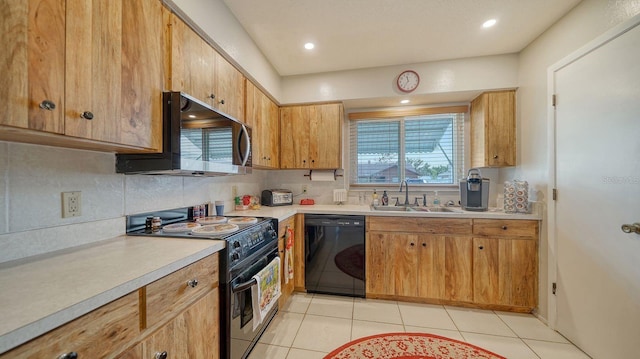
left=349, top=110, right=465, bottom=186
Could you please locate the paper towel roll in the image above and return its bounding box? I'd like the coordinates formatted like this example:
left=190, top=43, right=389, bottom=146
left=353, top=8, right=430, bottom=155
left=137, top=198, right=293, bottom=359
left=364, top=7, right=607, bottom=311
left=309, top=170, right=335, bottom=181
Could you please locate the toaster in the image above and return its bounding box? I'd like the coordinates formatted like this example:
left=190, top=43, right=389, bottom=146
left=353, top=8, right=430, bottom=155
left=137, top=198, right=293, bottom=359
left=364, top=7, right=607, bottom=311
left=261, top=189, right=293, bottom=206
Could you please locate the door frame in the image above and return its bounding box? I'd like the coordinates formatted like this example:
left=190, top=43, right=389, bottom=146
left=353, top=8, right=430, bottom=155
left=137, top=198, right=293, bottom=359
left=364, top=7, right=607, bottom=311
left=546, top=13, right=640, bottom=330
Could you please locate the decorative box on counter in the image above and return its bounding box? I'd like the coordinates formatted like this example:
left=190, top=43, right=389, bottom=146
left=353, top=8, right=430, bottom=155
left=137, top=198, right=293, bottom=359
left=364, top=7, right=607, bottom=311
left=504, top=180, right=530, bottom=213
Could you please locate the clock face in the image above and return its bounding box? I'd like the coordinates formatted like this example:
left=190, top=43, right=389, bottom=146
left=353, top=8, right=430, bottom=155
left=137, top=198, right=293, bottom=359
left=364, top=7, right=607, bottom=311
left=397, top=70, right=420, bottom=93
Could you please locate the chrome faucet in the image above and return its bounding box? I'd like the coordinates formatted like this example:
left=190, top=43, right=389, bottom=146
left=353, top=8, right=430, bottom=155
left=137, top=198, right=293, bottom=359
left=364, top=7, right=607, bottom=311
left=399, top=180, right=410, bottom=206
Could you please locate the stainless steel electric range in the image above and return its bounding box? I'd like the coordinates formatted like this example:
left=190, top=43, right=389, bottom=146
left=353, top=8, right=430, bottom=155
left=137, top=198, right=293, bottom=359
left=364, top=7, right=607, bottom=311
left=126, top=207, right=279, bottom=359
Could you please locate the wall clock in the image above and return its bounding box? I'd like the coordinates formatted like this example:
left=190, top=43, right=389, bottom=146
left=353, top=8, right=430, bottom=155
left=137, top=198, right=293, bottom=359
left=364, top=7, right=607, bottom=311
left=396, top=70, right=420, bottom=93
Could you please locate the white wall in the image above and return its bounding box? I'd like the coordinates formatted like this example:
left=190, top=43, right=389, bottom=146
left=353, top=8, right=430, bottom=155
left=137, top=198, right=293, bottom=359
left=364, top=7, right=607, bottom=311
left=0, top=142, right=265, bottom=264
left=503, top=0, right=640, bottom=322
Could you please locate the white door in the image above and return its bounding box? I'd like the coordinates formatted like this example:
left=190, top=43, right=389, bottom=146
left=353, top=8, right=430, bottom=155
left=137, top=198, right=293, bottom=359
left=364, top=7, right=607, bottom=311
left=553, top=18, right=640, bottom=359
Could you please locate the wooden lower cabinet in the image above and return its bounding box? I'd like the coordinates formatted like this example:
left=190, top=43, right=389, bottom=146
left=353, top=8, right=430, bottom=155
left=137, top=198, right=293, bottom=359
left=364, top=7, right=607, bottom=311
left=142, top=290, right=219, bottom=359
left=0, top=254, right=220, bottom=358
left=366, top=231, right=472, bottom=302
left=278, top=215, right=296, bottom=308
left=366, top=216, right=538, bottom=312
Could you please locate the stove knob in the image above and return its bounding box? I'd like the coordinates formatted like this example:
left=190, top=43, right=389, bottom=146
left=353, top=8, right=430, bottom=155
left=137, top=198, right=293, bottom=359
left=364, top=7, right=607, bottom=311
left=231, top=252, right=240, bottom=261
left=233, top=241, right=241, bottom=248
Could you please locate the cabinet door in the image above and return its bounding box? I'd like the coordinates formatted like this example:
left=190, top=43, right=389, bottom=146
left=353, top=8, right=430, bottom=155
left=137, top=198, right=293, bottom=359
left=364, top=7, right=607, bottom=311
left=416, top=235, right=446, bottom=300
left=444, top=236, right=473, bottom=302
left=470, top=90, right=516, bottom=167
left=280, top=106, right=310, bottom=168
left=246, top=81, right=279, bottom=168
left=143, top=290, right=219, bottom=359
left=473, top=237, right=537, bottom=308
left=309, top=103, right=342, bottom=169
left=366, top=232, right=419, bottom=297
left=1, top=0, right=65, bottom=133
left=215, top=55, right=245, bottom=121
left=278, top=216, right=295, bottom=308
left=170, top=14, right=216, bottom=106
left=65, top=0, right=163, bottom=150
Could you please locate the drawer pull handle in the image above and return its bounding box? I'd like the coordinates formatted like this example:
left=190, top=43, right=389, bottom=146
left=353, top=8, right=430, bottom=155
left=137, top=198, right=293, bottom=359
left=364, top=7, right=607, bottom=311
left=501, top=226, right=508, bottom=230
left=155, top=351, right=168, bottom=359
left=57, top=352, right=78, bottom=359
left=187, top=279, right=199, bottom=288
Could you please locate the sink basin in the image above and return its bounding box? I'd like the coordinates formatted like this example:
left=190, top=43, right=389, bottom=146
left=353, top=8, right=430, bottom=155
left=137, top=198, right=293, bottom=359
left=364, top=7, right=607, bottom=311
left=370, top=205, right=463, bottom=213
left=410, top=207, right=463, bottom=213
left=370, top=205, right=413, bottom=212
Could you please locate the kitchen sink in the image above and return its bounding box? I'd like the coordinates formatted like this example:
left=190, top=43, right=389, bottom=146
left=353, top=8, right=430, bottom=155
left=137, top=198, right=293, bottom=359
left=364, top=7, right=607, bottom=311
left=370, top=205, right=413, bottom=212
left=370, top=205, right=463, bottom=213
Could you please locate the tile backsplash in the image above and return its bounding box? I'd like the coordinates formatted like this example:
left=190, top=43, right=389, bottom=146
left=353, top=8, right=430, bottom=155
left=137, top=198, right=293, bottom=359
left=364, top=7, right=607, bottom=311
left=0, top=141, right=265, bottom=264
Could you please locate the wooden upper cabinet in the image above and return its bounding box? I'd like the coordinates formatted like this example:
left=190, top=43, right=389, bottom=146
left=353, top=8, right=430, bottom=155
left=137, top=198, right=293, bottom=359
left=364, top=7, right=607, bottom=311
left=170, top=14, right=216, bottom=105
left=0, top=0, right=164, bottom=153
left=170, top=14, right=245, bottom=122
left=1, top=0, right=65, bottom=133
left=280, top=103, right=343, bottom=169
left=470, top=90, right=516, bottom=167
left=246, top=80, right=280, bottom=168
left=215, top=55, right=245, bottom=121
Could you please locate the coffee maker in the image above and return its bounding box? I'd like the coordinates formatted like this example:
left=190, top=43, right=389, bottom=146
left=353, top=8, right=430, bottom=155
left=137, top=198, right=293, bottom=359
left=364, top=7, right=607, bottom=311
left=460, top=168, right=489, bottom=211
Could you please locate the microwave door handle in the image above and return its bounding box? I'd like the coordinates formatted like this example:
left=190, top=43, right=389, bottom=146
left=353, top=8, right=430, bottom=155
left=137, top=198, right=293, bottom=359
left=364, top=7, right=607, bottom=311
left=239, top=125, right=251, bottom=166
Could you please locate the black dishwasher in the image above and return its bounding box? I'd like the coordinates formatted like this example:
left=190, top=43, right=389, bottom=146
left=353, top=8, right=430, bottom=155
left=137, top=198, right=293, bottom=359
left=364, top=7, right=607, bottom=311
left=304, top=214, right=365, bottom=297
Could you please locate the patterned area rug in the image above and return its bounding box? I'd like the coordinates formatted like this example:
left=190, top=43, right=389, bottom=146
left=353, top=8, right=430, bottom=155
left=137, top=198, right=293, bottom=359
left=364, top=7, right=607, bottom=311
left=324, top=333, right=506, bottom=359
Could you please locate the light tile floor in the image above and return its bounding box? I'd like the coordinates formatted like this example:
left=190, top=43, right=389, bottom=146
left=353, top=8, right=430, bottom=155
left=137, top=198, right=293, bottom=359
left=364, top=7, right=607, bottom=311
left=250, top=293, right=591, bottom=359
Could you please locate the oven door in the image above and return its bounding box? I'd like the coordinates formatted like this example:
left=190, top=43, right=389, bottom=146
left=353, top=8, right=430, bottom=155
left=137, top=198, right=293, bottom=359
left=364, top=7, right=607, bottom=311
left=229, top=247, right=279, bottom=359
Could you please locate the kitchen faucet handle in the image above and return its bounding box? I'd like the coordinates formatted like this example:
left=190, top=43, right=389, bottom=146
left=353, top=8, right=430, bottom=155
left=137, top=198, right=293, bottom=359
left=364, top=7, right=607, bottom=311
left=414, top=197, right=420, bottom=206
left=393, top=197, right=400, bottom=206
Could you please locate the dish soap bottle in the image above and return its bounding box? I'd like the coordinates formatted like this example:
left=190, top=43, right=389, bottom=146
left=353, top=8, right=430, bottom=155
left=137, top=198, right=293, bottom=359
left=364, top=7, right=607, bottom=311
left=381, top=190, right=389, bottom=206
left=433, top=191, right=440, bottom=207
left=372, top=189, right=380, bottom=206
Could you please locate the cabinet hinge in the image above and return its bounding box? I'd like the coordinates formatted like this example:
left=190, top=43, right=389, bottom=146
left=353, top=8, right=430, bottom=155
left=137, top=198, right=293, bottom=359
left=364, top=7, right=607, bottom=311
left=552, top=94, right=557, bottom=107
left=552, top=282, right=557, bottom=295
left=552, top=188, right=558, bottom=201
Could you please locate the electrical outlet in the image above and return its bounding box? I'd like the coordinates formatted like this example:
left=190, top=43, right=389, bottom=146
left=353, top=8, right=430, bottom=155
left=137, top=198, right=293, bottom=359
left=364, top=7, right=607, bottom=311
left=62, top=191, right=81, bottom=218
left=302, top=185, right=308, bottom=194
left=232, top=185, right=238, bottom=198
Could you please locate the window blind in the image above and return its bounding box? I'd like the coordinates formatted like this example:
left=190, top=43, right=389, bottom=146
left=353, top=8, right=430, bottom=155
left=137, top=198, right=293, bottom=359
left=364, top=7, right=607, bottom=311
left=349, top=112, right=465, bottom=186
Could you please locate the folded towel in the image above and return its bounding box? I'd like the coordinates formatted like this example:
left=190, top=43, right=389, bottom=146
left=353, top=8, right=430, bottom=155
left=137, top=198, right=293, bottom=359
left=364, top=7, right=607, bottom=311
left=284, top=227, right=294, bottom=284
left=251, top=257, right=281, bottom=330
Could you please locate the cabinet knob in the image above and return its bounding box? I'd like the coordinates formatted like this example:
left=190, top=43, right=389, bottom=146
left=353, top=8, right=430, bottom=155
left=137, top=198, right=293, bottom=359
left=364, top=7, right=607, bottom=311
left=410, top=242, right=415, bottom=246
left=501, top=226, right=508, bottom=230
left=208, top=94, right=215, bottom=99
left=218, top=99, right=225, bottom=105
left=57, top=352, right=78, bottom=359
left=80, top=111, right=94, bottom=120
left=493, top=155, right=499, bottom=159
left=186, top=279, right=198, bottom=288
left=478, top=245, right=484, bottom=250
left=154, top=351, right=168, bottom=359
left=39, top=100, right=56, bottom=111
left=422, top=243, right=426, bottom=247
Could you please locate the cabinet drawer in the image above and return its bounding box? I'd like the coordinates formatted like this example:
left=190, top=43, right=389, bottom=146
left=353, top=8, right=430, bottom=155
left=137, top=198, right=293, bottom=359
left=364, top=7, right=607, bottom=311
left=146, top=254, right=219, bottom=329
left=368, top=216, right=472, bottom=235
left=473, top=219, right=538, bottom=239
left=1, top=292, right=139, bottom=359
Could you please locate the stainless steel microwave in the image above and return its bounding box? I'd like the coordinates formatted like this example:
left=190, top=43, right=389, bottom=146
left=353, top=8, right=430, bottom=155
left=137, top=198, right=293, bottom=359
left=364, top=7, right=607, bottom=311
left=116, top=92, right=251, bottom=176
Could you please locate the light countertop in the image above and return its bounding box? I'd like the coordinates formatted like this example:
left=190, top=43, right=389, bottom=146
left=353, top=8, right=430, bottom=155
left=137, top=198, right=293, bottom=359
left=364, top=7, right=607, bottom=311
left=228, top=204, right=541, bottom=221
left=0, top=236, right=225, bottom=354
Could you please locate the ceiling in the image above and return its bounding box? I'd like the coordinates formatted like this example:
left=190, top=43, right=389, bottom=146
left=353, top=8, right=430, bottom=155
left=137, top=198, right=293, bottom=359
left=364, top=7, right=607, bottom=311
left=222, top=0, right=582, bottom=77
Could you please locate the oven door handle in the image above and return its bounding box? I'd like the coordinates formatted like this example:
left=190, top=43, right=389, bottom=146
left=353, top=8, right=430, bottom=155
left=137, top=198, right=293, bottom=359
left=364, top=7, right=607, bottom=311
left=232, top=277, right=257, bottom=293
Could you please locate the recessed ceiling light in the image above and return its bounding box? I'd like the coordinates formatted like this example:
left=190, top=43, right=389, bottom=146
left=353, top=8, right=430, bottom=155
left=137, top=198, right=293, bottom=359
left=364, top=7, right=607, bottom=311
left=304, top=42, right=315, bottom=50
left=188, top=114, right=196, bottom=118
left=482, top=19, right=497, bottom=28
left=400, top=99, right=410, bottom=104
